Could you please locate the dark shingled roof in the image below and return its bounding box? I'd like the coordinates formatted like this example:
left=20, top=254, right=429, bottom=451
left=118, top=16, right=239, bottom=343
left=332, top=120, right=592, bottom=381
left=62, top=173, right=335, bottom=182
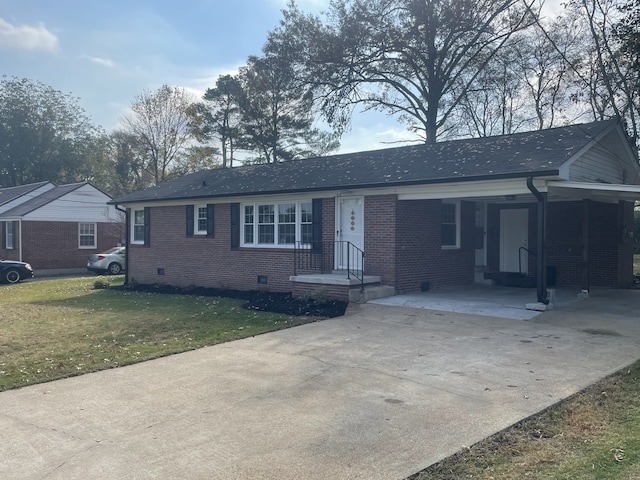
left=1, top=183, right=86, bottom=217
left=113, top=120, right=618, bottom=205
left=0, top=181, right=51, bottom=207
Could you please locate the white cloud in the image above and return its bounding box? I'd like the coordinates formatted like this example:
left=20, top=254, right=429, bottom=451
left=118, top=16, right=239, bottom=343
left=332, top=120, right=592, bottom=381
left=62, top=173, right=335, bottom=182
left=81, top=54, right=116, bottom=68
left=0, top=17, right=58, bottom=51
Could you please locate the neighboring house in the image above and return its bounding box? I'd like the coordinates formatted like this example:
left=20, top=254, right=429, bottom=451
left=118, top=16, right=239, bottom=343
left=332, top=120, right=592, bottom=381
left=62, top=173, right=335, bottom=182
left=112, top=120, right=640, bottom=303
left=0, top=182, right=124, bottom=273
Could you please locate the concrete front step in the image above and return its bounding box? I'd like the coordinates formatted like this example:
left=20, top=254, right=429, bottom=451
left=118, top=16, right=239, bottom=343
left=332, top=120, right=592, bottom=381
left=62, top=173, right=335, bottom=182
left=349, top=285, right=396, bottom=303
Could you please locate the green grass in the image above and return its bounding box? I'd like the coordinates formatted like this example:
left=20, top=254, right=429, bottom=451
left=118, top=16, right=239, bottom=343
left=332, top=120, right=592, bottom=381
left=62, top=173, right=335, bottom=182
left=411, top=360, right=640, bottom=479
left=634, top=254, right=640, bottom=274
left=0, top=277, right=319, bottom=391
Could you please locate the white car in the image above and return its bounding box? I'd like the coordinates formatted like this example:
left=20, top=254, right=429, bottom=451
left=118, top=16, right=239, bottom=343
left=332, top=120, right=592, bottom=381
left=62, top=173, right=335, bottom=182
left=87, top=247, right=126, bottom=275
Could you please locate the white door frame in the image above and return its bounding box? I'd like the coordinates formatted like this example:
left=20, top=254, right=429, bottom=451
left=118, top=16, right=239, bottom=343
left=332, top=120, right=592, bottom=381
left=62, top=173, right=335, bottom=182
left=335, top=196, right=364, bottom=270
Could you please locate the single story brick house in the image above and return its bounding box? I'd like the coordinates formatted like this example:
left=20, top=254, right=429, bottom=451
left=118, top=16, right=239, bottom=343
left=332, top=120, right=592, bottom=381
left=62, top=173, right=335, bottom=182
left=112, top=120, right=640, bottom=303
left=0, top=182, right=124, bottom=273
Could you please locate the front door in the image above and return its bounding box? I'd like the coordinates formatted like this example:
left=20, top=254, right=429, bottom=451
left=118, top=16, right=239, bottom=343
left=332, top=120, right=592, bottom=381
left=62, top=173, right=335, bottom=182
left=500, top=208, right=528, bottom=273
left=336, top=197, right=364, bottom=270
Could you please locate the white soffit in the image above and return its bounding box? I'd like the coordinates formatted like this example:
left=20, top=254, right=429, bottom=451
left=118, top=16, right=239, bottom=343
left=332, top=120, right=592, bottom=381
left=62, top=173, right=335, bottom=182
left=547, top=181, right=640, bottom=202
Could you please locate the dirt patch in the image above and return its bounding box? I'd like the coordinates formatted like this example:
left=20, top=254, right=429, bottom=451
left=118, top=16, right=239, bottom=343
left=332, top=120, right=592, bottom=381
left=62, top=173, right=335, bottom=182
left=116, top=284, right=348, bottom=318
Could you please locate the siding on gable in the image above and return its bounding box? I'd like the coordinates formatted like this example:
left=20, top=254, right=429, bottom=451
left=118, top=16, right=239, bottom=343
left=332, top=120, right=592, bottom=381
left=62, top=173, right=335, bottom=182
left=569, top=143, right=625, bottom=184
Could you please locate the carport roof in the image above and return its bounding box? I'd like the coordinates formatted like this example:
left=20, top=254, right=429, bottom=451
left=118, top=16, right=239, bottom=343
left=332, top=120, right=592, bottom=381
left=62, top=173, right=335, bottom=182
left=112, top=120, right=622, bottom=205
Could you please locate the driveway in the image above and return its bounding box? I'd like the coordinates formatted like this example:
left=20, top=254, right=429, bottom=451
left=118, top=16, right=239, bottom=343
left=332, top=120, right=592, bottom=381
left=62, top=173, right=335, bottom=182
left=1, top=289, right=639, bottom=480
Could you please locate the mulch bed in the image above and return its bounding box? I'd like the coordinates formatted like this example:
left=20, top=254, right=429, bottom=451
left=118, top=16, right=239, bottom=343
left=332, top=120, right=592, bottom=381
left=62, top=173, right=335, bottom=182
left=114, top=284, right=348, bottom=318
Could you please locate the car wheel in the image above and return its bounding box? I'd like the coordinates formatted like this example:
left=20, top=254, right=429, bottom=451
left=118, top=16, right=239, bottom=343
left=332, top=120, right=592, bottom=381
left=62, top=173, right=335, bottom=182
left=107, top=262, right=122, bottom=275
left=4, top=269, right=21, bottom=284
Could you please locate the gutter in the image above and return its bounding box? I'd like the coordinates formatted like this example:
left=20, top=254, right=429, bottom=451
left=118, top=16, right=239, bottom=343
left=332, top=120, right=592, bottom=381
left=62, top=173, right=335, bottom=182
left=108, top=170, right=561, bottom=207
left=526, top=177, right=548, bottom=305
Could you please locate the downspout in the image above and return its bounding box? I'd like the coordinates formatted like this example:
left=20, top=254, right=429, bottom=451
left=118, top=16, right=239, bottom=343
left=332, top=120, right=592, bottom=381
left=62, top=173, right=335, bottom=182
left=115, top=205, right=129, bottom=286
left=18, top=219, right=23, bottom=262
left=526, top=177, right=548, bottom=305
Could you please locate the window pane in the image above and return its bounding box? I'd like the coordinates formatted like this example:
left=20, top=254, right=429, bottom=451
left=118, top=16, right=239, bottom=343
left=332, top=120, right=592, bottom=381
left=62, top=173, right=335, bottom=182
left=301, top=224, right=313, bottom=244
left=258, top=205, right=275, bottom=244
left=441, top=203, right=458, bottom=247
left=134, top=225, right=145, bottom=242
left=442, top=224, right=457, bottom=246
left=243, top=205, right=254, bottom=244
left=278, top=203, right=295, bottom=223
left=277, top=204, right=295, bottom=244
left=278, top=224, right=295, bottom=244
left=80, top=235, right=94, bottom=246
left=258, top=205, right=274, bottom=223
left=244, top=205, right=254, bottom=223
left=258, top=224, right=274, bottom=244
left=196, top=206, right=207, bottom=232
left=300, top=202, right=312, bottom=223
left=6, top=222, right=15, bottom=249
left=244, top=225, right=254, bottom=243
left=442, top=203, right=456, bottom=223
left=134, top=210, right=145, bottom=224
left=79, top=223, right=96, bottom=247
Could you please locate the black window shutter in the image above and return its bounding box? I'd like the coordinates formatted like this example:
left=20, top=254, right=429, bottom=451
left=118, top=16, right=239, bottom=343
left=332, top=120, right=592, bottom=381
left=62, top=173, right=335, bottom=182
left=230, top=203, right=240, bottom=250
left=312, top=198, right=323, bottom=254
left=186, top=205, right=194, bottom=237
left=144, top=207, right=151, bottom=247
left=206, top=204, right=215, bottom=238
left=1, top=222, right=6, bottom=249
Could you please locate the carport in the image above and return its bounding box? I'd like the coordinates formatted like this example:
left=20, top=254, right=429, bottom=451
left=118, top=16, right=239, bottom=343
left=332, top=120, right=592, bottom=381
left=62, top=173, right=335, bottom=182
left=369, top=284, right=582, bottom=320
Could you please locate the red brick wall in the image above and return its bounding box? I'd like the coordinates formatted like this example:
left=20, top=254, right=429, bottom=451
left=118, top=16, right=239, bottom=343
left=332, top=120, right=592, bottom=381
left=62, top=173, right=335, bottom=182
left=128, top=196, right=479, bottom=298
left=395, top=199, right=475, bottom=293
left=0, top=221, right=124, bottom=270
left=128, top=204, right=299, bottom=292
left=364, top=195, right=397, bottom=284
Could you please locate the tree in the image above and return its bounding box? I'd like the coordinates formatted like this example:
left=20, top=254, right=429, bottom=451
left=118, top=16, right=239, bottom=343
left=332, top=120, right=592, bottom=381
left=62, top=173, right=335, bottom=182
left=104, top=130, right=152, bottom=196
left=168, top=145, right=221, bottom=178
left=237, top=54, right=339, bottom=163
left=196, top=75, right=245, bottom=168
left=270, top=0, right=536, bottom=144
left=0, top=76, right=104, bottom=187
left=121, top=85, right=195, bottom=185
left=564, top=0, right=640, bottom=148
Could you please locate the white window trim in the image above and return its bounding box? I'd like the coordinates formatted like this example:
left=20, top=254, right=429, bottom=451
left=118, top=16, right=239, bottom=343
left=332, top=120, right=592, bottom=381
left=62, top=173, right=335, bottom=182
left=131, top=209, right=145, bottom=245
left=5, top=221, right=15, bottom=250
left=194, top=204, right=208, bottom=235
left=78, top=222, right=97, bottom=249
left=441, top=201, right=461, bottom=249
left=241, top=200, right=313, bottom=248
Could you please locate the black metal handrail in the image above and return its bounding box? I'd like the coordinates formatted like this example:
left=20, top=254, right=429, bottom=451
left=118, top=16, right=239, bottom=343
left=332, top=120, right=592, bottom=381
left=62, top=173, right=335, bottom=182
left=294, top=241, right=365, bottom=290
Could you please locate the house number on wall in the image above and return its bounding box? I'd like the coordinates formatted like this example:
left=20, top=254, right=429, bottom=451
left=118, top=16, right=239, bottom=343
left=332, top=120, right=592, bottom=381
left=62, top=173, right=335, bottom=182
left=351, top=210, right=356, bottom=231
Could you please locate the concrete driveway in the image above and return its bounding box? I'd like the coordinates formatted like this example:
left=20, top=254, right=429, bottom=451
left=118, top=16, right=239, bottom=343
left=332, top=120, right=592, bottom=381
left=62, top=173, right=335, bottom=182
left=1, top=289, right=639, bottom=479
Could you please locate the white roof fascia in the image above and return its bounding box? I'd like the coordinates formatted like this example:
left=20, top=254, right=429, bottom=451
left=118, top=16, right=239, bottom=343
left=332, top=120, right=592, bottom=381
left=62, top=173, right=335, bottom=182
left=397, top=178, right=549, bottom=200
left=547, top=180, right=640, bottom=202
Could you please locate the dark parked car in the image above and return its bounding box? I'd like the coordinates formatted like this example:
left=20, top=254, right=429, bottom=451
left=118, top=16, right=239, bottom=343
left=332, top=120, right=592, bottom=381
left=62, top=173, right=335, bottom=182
left=0, top=260, right=34, bottom=284
left=87, top=247, right=126, bottom=275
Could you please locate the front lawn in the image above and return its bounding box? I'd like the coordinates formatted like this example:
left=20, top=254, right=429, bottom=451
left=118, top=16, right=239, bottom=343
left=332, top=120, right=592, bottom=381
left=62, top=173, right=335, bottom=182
left=0, top=277, right=322, bottom=391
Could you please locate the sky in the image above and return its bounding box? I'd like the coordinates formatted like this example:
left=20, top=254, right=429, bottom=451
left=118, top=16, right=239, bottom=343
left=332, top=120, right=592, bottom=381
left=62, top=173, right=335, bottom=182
left=0, top=0, right=404, bottom=154
left=0, top=0, right=563, bottom=155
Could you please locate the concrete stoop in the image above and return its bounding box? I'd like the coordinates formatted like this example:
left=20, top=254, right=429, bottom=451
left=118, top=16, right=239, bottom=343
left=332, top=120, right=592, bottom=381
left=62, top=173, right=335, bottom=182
left=350, top=285, right=396, bottom=303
